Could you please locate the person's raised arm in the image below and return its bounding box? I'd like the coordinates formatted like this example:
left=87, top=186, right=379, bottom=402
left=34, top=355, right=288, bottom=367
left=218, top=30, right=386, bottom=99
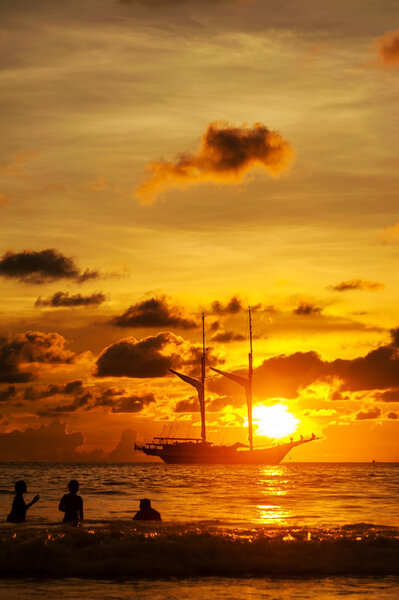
left=26, top=494, right=40, bottom=509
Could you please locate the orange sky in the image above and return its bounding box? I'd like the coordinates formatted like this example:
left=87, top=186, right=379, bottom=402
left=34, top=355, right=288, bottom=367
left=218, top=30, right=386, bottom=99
left=1, top=0, right=399, bottom=461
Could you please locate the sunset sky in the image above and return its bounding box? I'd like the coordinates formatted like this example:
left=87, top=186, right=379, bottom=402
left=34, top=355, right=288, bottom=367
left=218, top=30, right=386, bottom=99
left=1, top=0, right=399, bottom=461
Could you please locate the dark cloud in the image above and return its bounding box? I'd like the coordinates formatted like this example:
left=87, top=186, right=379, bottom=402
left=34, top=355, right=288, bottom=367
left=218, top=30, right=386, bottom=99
left=92, top=387, right=156, bottom=413
left=329, top=328, right=399, bottom=392
left=293, top=302, right=322, bottom=316
left=26, top=381, right=155, bottom=416
left=96, top=332, right=184, bottom=378
left=110, top=393, right=155, bottom=413
left=64, top=379, right=84, bottom=394
left=24, top=380, right=84, bottom=401
left=386, top=411, right=398, bottom=420
left=111, top=296, right=197, bottom=329
left=374, top=389, right=399, bottom=402
left=91, top=386, right=126, bottom=407
left=136, top=122, right=294, bottom=202
left=355, top=406, right=381, bottom=420
left=390, top=328, right=399, bottom=347
left=329, top=279, right=385, bottom=292
left=174, top=396, right=199, bottom=413
left=261, top=304, right=279, bottom=315
left=211, top=296, right=243, bottom=315
left=35, top=291, right=106, bottom=308
left=96, top=331, right=223, bottom=379
left=254, top=351, right=325, bottom=398
left=210, top=330, right=245, bottom=343
left=0, top=331, right=75, bottom=383
left=37, top=391, right=92, bottom=416
left=374, top=29, right=399, bottom=67
left=0, top=249, right=98, bottom=284
left=0, top=420, right=84, bottom=461
left=210, top=328, right=399, bottom=399
left=174, top=391, right=237, bottom=413
left=0, top=385, right=18, bottom=402
left=210, top=320, right=221, bottom=331
left=206, top=394, right=239, bottom=412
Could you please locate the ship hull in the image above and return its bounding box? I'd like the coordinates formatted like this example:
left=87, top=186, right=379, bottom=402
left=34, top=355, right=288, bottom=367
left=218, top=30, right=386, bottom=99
left=136, top=439, right=310, bottom=465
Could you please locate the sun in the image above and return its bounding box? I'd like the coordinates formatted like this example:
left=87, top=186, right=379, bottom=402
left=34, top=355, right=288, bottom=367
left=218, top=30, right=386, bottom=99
left=251, top=403, right=299, bottom=440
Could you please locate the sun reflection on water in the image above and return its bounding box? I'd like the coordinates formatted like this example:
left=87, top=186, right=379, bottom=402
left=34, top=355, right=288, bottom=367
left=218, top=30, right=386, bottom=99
left=254, top=466, right=292, bottom=525
left=256, top=505, right=289, bottom=525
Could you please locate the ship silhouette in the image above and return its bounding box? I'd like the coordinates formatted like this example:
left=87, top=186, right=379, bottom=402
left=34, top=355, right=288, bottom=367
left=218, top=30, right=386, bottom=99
left=135, top=309, right=319, bottom=464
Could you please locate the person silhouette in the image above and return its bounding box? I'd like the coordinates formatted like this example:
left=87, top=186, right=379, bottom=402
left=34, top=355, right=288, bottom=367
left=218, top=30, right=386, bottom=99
left=59, top=480, right=84, bottom=524
left=133, top=498, right=161, bottom=521
left=7, top=480, right=40, bottom=523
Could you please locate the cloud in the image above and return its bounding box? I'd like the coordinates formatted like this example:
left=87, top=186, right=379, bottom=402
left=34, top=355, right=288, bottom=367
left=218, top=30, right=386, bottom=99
left=387, top=411, right=398, bottom=420
left=0, top=249, right=99, bottom=284
left=111, top=296, right=197, bottom=329
left=0, top=420, right=84, bottom=461
left=210, top=330, right=245, bottom=343
left=24, top=379, right=84, bottom=401
left=293, top=302, right=322, bottom=316
left=355, top=406, right=381, bottom=420
left=37, top=391, right=92, bottom=416
left=328, top=328, right=399, bottom=392
left=96, top=332, right=185, bottom=378
left=96, top=331, right=223, bottom=379
left=329, top=279, right=385, bottom=292
left=35, top=291, right=106, bottom=308
left=106, top=429, right=138, bottom=462
left=175, top=393, right=233, bottom=413
left=135, top=122, right=294, bottom=202
left=0, top=385, right=18, bottom=402
left=110, top=393, right=155, bottom=413
left=374, top=388, right=399, bottom=403
left=174, top=396, right=200, bottom=413
left=211, top=296, right=243, bottom=315
left=0, top=151, right=40, bottom=178
left=92, top=387, right=156, bottom=413
left=374, top=29, right=399, bottom=68
left=0, top=331, right=75, bottom=383
left=209, top=328, right=399, bottom=399
left=378, top=223, right=399, bottom=244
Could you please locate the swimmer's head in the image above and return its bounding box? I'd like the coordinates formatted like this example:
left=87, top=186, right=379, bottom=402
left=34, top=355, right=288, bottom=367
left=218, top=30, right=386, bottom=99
left=15, top=480, right=27, bottom=494
left=68, top=479, right=79, bottom=494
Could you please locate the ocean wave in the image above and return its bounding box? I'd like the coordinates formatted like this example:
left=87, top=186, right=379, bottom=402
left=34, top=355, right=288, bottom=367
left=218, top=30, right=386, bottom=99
left=0, top=524, right=398, bottom=578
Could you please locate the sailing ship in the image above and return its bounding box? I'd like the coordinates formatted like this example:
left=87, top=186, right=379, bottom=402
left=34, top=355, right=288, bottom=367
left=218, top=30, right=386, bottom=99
left=135, top=309, right=319, bottom=464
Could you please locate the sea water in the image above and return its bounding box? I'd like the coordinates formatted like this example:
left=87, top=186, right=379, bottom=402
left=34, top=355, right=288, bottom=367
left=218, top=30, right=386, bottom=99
left=0, top=462, right=398, bottom=598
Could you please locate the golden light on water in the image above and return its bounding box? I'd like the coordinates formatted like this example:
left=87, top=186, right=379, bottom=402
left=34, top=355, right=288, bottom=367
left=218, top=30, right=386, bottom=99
left=256, top=466, right=290, bottom=525
left=252, top=404, right=299, bottom=439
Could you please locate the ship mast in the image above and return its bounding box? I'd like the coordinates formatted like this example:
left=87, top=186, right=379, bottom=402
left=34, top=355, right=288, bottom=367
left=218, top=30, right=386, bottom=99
left=210, top=306, right=254, bottom=451
left=248, top=306, right=253, bottom=450
left=200, top=312, right=206, bottom=443
left=169, top=312, right=207, bottom=443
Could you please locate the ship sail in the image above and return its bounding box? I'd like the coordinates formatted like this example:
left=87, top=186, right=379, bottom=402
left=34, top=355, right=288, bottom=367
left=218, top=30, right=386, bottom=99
left=211, top=307, right=254, bottom=450
left=169, top=312, right=206, bottom=443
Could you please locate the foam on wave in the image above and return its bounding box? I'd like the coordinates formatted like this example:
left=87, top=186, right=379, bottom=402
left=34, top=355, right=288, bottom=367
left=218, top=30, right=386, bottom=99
left=0, top=523, right=398, bottom=578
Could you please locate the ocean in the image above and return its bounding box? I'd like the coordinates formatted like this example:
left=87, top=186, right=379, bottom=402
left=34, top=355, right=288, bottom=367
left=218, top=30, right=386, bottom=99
left=0, top=462, right=398, bottom=599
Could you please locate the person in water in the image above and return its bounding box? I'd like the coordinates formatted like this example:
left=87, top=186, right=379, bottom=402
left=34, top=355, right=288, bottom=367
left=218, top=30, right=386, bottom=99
left=59, top=479, right=84, bottom=524
left=133, top=498, right=161, bottom=521
left=7, top=480, right=40, bottom=523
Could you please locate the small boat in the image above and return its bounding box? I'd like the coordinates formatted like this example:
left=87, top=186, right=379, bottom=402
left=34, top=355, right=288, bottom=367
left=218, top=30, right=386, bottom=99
left=136, top=310, right=319, bottom=464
